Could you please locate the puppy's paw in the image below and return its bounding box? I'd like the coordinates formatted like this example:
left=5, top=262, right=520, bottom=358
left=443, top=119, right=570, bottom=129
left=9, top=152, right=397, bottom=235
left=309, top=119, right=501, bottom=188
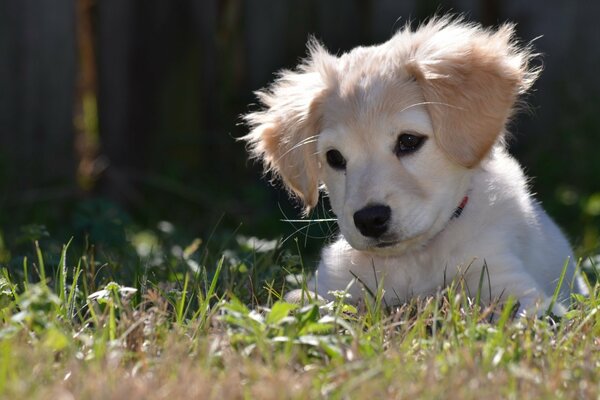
left=284, top=289, right=326, bottom=305
left=514, top=295, right=567, bottom=319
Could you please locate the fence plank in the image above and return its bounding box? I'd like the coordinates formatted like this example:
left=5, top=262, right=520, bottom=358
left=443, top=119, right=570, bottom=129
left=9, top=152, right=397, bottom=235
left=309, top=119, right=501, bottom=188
left=0, top=0, right=76, bottom=191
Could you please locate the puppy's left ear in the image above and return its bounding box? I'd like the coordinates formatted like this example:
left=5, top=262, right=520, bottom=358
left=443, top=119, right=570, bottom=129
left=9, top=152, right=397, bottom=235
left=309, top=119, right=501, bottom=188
left=407, top=22, right=539, bottom=167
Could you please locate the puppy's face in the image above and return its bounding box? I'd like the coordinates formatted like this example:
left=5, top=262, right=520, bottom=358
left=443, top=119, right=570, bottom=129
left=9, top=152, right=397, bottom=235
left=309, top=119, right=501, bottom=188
left=243, top=18, right=538, bottom=255
left=317, top=80, right=470, bottom=253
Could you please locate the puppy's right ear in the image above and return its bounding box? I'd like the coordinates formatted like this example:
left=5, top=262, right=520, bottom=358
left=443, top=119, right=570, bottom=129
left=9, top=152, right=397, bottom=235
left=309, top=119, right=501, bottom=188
left=242, top=44, right=335, bottom=210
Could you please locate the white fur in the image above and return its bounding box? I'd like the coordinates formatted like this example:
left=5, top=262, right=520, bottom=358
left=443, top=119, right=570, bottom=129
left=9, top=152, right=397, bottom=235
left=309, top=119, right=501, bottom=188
left=243, top=18, right=586, bottom=315
left=302, top=146, right=582, bottom=315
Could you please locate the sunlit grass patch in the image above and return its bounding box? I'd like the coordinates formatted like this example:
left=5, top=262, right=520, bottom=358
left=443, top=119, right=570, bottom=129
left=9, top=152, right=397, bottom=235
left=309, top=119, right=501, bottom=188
left=0, top=236, right=598, bottom=399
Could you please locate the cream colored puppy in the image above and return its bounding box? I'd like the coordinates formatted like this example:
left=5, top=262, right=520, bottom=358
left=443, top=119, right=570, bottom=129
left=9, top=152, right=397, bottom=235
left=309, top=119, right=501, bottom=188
left=243, top=18, right=585, bottom=315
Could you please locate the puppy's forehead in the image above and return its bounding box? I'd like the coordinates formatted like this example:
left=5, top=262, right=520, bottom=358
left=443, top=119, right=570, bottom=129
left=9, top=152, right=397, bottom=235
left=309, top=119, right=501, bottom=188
left=320, top=75, right=428, bottom=133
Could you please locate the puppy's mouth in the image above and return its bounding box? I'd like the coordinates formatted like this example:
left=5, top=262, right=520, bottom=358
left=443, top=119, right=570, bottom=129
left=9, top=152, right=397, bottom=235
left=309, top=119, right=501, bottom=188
left=375, top=240, right=400, bottom=248
left=366, top=231, right=429, bottom=253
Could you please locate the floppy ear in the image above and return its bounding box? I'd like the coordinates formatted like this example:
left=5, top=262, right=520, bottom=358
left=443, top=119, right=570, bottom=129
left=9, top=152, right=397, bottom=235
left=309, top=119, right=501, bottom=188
left=406, top=22, right=539, bottom=167
left=242, top=44, right=335, bottom=210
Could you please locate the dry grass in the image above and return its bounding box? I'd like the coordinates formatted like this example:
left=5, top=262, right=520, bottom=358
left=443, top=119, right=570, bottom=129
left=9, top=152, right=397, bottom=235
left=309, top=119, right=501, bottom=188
left=0, top=240, right=598, bottom=399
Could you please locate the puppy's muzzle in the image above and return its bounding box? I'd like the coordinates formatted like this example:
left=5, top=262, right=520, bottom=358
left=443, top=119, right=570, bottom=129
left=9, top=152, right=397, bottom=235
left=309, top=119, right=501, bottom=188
left=353, top=204, right=391, bottom=238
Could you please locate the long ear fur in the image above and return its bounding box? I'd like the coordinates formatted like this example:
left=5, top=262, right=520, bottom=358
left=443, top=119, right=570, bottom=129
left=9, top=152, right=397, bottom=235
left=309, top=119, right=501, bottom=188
left=242, top=41, right=335, bottom=210
left=405, top=18, right=540, bottom=167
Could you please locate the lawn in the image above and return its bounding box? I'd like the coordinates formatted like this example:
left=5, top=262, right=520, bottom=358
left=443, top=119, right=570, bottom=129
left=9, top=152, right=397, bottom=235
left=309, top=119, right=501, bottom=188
left=0, top=225, right=599, bottom=399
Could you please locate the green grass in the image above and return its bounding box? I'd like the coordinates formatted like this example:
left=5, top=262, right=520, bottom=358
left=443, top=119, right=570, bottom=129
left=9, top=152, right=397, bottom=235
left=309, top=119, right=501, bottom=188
left=0, top=231, right=599, bottom=399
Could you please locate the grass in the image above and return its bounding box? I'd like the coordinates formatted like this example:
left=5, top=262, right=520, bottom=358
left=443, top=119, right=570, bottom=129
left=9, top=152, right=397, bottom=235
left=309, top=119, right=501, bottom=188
left=0, top=227, right=599, bottom=399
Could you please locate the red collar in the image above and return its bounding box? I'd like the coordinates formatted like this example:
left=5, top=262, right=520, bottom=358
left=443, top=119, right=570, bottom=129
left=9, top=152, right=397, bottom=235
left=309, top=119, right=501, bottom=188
left=452, top=196, right=469, bottom=219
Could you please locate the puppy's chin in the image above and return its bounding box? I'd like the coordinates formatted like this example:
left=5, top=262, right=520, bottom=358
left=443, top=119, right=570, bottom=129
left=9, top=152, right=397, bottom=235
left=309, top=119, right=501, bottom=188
left=344, top=230, right=430, bottom=256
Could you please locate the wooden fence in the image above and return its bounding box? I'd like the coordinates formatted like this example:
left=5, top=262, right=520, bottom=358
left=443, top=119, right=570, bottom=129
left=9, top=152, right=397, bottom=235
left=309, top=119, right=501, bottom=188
left=1, top=0, right=599, bottom=209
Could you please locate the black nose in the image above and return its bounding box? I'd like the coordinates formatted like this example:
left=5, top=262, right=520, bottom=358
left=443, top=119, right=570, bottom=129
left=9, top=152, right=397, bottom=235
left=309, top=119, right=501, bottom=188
left=353, top=204, right=391, bottom=238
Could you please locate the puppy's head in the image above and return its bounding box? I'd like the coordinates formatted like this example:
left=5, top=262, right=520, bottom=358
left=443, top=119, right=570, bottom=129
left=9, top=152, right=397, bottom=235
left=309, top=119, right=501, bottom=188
left=243, top=17, right=539, bottom=253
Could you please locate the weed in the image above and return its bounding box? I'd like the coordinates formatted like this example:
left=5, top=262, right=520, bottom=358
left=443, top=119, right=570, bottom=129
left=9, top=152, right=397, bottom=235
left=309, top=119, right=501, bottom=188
left=0, top=235, right=598, bottom=399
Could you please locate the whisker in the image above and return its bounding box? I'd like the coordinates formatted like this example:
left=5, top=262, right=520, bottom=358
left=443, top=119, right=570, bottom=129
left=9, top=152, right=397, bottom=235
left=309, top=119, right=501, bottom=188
left=294, top=134, right=320, bottom=147
left=399, top=101, right=466, bottom=113
left=279, top=205, right=322, bottom=245
left=280, top=218, right=333, bottom=246
left=278, top=200, right=338, bottom=246
left=275, top=135, right=320, bottom=163
left=281, top=219, right=337, bottom=223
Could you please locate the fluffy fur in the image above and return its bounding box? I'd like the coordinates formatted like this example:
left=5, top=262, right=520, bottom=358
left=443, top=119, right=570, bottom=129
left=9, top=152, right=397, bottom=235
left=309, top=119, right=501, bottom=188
left=243, top=17, right=585, bottom=315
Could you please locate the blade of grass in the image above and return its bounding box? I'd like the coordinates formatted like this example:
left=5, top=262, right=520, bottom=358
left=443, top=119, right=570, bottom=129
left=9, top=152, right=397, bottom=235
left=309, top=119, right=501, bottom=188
left=57, top=238, right=73, bottom=308
left=546, top=257, right=570, bottom=316
left=473, top=261, right=490, bottom=325
left=67, top=260, right=83, bottom=320
left=34, top=241, right=47, bottom=287
left=22, top=256, right=29, bottom=292
left=192, top=255, right=225, bottom=334
left=176, top=272, right=190, bottom=326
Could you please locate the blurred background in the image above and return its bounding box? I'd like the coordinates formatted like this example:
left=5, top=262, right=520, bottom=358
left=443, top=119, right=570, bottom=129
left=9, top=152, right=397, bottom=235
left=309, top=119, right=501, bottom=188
left=0, top=0, right=599, bottom=271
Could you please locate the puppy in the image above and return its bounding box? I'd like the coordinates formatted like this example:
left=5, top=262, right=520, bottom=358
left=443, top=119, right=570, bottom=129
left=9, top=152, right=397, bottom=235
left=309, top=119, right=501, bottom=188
left=243, top=17, right=586, bottom=315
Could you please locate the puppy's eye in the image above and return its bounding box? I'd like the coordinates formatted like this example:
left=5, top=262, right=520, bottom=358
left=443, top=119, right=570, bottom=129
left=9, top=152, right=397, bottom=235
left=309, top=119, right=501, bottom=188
left=326, top=149, right=346, bottom=170
left=394, top=132, right=426, bottom=156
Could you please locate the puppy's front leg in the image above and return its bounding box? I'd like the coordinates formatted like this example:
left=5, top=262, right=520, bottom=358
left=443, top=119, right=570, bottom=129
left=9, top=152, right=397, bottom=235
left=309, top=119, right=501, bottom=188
left=515, top=294, right=566, bottom=318
left=284, top=274, right=329, bottom=304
